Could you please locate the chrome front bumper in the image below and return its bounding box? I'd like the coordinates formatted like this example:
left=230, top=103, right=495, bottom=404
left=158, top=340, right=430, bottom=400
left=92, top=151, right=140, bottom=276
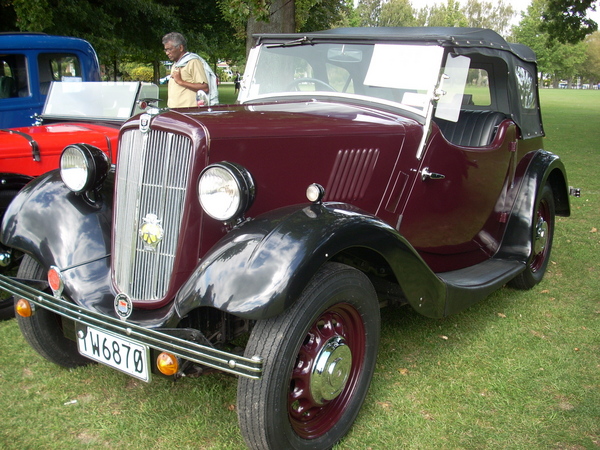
left=0, top=274, right=263, bottom=379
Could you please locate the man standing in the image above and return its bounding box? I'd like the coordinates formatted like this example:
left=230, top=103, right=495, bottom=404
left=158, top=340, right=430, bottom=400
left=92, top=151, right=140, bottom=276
left=162, top=32, right=209, bottom=108
left=234, top=71, right=241, bottom=95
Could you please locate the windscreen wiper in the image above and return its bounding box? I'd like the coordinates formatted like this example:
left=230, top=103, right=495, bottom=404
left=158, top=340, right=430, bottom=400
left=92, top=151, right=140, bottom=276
left=266, top=36, right=313, bottom=48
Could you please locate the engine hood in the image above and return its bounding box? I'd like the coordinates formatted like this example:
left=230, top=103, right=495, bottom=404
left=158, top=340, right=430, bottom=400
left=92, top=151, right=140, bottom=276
left=181, top=100, right=417, bottom=140
left=1, top=122, right=120, bottom=177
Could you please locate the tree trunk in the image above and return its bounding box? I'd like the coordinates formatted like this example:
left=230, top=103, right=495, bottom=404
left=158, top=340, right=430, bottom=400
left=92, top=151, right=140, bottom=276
left=246, top=0, right=295, bottom=55
left=152, top=60, right=160, bottom=85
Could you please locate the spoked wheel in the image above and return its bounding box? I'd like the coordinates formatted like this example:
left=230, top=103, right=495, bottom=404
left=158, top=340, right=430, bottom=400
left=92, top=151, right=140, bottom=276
left=15, top=255, right=91, bottom=368
left=238, top=263, right=380, bottom=449
left=509, top=184, right=556, bottom=290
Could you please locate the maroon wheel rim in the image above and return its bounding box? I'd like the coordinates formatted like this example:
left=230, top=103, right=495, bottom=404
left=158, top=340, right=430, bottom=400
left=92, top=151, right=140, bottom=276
left=531, top=198, right=551, bottom=273
left=288, top=302, right=366, bottom=439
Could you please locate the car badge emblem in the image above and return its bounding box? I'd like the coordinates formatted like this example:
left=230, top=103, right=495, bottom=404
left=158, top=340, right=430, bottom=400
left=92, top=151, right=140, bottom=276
left=114, top=293, right=133, bottom=320
left=139, top=213, right=164, bottom=251
left=139, top=113, right=151, bottom=133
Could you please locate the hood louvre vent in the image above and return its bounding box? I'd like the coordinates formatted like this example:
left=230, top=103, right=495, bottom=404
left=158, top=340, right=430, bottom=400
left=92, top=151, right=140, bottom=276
left=325, top=148, right=379, bottom=201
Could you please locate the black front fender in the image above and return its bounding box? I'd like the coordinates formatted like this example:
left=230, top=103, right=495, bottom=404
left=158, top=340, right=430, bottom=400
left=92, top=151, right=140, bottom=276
left=1, top=169, right=113, bottom=269
left=174, top=203, right=447, bottom=322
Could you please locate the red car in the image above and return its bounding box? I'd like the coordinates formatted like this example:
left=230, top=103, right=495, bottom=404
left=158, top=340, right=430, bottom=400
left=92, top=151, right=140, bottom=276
left=1, top=28, right=578, bottom=448
left=0, top=81, right=158, bottom=317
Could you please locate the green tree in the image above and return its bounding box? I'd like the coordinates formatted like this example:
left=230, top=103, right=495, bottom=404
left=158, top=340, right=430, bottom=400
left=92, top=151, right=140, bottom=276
left=578, top=31, right=600, bottom=83
left=219, top=0, right=348, bottom=53
left=514, top=0, right=588, bottom=86
left=424, top=0, right=468, bottom=27
left=3, top=0, right=245, bottom=82
left=462, top=0, right=515, bottom=35
left=541, top=0, right=598, bottom=44
left=379, top=0, right=417, bottom=27
left=0, top=0, right=17, bottom=30
left=355, top=0, right=381, bottom=27
left=300, top=0, right=352, bottom=31
left=10, top=0, right=52, bottom=31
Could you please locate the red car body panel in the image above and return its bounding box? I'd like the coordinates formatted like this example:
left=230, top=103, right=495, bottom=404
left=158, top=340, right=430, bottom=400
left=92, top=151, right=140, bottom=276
left=1, top=122, right=119, bottom=176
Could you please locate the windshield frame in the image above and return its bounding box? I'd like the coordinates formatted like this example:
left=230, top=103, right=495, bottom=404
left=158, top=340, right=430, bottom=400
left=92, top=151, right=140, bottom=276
left=42, top=81, right=158, bottom=122
left=238, top=41, right=446, bottom=119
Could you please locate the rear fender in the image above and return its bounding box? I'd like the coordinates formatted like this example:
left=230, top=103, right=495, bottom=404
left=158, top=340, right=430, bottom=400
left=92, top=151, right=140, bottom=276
left=174, top=203, right=447, bottom=321
left=497, top=150, right=570, bottom=260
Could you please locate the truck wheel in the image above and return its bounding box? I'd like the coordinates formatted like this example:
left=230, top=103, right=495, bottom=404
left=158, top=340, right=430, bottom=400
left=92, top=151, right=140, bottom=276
left=15, top=255, right=91, bottom=368
left=1, top=189, right=23, bottom=279
left=237, top=262, right=380, bottom=449
left=0, top=296, right=14, bottom=320
left=509, top=184, right=555, bottom=290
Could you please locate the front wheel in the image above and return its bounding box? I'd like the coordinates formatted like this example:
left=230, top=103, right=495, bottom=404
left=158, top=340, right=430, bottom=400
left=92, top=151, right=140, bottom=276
left=509, top=184, right=556, bottom=290
left=15, top=255, right=91, bottom=368
left=237, top=263, right=380, bottom=449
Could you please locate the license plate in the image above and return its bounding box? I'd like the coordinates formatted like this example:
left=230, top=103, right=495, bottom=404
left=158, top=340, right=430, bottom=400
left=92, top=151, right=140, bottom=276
left=77, top=325, right=150, bottom=382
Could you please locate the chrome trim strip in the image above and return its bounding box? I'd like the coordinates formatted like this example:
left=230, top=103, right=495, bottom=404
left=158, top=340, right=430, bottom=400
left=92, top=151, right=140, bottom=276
left=0, top=275, right=263, bottom=379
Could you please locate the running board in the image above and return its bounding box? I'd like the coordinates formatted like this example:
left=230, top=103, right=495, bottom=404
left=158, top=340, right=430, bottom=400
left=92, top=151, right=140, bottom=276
left=437, top=258, right=525, bottom=316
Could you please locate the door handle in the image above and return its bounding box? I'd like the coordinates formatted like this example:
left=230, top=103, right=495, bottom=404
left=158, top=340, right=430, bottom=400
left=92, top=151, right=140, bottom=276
left=421, top=167, right=446, bottom=181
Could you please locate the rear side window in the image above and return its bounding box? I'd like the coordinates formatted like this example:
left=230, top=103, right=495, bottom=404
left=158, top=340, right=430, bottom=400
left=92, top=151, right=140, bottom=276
left=515, top=65, right=536, bottom=109
left=38, top=53, right=83, bottom=94
left=464, top=68, right=491, bottom=106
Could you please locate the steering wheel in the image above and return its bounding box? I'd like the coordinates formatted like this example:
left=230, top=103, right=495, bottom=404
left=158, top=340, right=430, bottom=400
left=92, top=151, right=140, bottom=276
left=287, top=78, right=336, bottom=92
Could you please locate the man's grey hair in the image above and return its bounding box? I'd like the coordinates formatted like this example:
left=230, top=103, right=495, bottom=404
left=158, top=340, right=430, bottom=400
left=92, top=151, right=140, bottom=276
left=162, top=32, right=187, bottom=51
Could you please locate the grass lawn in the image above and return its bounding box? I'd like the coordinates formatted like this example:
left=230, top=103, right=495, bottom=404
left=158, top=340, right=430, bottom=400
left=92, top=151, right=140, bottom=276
left=0, top=89, right=598, bottom=449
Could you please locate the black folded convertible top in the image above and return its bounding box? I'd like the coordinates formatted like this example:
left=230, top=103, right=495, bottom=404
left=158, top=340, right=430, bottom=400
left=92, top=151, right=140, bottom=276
left=255, top=27, right=536, bottom=63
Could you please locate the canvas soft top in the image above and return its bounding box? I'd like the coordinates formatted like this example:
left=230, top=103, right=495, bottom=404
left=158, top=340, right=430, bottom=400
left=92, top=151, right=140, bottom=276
left=254, top=27, right=536, bottom=63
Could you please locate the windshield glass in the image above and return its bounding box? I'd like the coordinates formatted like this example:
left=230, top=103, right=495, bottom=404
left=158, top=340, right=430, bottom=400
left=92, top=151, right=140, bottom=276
left=239, top=42, right=445, bottom=117
left=42, top=81, right=158, bottom=120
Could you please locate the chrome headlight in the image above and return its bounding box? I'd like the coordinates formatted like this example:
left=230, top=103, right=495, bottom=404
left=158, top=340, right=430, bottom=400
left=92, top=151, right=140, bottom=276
left=198, top=162, right=255, bottom=222
left=60, top=144, right=110, bottom=193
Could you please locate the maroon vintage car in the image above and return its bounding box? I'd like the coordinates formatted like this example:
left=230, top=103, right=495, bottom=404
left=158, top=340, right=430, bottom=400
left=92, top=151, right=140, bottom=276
left=0, top=28, right=578, bottom=448
left=0, top=81, right=157, bottom=317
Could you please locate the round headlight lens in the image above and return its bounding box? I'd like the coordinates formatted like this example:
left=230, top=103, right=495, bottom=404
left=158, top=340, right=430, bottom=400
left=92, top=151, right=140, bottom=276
left=60, top=145, right=89, bottom=192
left=60, top=144, right=110, bottom=194
left=198, top=163, right=254, bottom=221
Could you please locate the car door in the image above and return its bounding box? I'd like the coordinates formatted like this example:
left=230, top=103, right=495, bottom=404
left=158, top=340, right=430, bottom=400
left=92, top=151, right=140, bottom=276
left=397, top=59, right=518, bottom=272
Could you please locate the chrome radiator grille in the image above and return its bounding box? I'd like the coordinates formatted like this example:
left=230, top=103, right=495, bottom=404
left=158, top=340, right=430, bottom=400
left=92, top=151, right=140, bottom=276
left=113, top=128, right=193, bottom=301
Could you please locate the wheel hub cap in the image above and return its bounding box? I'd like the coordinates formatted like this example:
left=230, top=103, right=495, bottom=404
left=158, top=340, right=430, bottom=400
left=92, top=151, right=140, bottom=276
left=310, top=336, right=352, bottom=405
left=534, top=217, right=548, bottom=255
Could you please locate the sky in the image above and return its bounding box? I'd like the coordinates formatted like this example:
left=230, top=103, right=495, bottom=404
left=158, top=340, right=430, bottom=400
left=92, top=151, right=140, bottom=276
left=410, top=0, right=600, bottom=26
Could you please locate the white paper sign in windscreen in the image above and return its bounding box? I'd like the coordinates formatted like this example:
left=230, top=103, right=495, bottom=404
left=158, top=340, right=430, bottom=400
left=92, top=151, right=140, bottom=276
left=364, top=44, right=444, bottom=110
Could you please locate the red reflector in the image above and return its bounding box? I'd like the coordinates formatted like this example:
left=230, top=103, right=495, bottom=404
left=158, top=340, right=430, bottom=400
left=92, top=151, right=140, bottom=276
left=48, top=267, right=62, bottom=293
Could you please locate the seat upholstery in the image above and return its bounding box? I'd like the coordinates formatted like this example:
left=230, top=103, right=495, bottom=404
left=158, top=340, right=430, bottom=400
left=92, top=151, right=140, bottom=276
left=435, top=110, right=507, bottom=147
left=0, top=76, right=16, bottom=99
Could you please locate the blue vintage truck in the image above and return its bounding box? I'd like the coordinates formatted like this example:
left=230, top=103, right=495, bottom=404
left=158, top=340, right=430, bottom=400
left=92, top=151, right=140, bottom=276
left=0, top=33, right=101, bottom=128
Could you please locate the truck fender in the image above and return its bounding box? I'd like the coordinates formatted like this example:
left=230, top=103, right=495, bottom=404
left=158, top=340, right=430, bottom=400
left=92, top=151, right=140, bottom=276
left=0, top=169, right=113, bottom=269
left=174, top=203, right=448, bottom=321
left=497, top=149, right=570, bottom=260
left=0, top=173, right=33, bottom=192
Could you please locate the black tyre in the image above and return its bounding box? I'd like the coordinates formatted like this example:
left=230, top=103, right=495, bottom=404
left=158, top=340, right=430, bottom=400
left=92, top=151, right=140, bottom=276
left=237, top=263, right=380, bottom=449
left=0, top=295, right=14, bottom=320
left=15, top=255, right=91, bottom=368
left=509, top=184, right=555, bottom=290
left=1, top=189, right=23, bottom=282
